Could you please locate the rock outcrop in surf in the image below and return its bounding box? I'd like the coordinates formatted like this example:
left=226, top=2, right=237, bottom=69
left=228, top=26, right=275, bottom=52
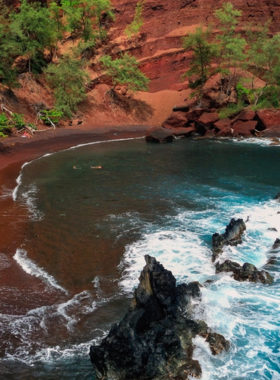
left=212, top=218, right=246, bottom=261
left=216, top=260, right=274, bottom=284
left=89, top=255, right=229, bottom=379
left=213, top=218, right=274, bottom=284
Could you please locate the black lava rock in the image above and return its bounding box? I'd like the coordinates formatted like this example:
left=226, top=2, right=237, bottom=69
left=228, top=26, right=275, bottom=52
left=90, top=255, right=229, bottom=379
left=215, top=259, right=273, bottom=284
left=212, top=218, right=246, bottom=261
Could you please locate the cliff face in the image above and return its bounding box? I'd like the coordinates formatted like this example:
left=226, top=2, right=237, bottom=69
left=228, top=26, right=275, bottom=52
left=3, top=0, right=280, bottom=128
left=110, top=0, right=280, bottom=93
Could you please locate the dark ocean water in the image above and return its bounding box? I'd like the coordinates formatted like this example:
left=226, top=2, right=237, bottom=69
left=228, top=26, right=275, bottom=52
left=1, top=137, right=280, bottom=379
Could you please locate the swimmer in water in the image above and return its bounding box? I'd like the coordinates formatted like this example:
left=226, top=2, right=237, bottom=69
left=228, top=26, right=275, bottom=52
left=91, top=166, right=102, bottom=169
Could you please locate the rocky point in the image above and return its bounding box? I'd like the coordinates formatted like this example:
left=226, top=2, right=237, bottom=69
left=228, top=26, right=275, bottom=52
left=90, top=255, right=229, bottom=379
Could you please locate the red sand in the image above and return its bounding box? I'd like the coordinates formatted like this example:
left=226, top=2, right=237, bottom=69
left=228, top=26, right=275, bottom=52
left=0, top=126, right=148, bottom=287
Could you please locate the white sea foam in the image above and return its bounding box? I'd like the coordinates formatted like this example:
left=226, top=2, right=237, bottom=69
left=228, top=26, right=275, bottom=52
left=56, top=291, right=97, bottom=330
left=13, top=161, right=29, bottom=201
left=0, top=290, right=102, bottom=363
left=0, top=253, right=11, bottom=270
left=0, top=186, right=13, bottom=199
left=119, top=228, right=215, bottom=294
left=20, top=183, right=44, bottom=221
left=32, top=328, right=107, bottom=363
left=233, top=137, right=280, bottom=147
left=117, top=195, right=280, bottom=379
left=13, top=249, right=67, bottom=294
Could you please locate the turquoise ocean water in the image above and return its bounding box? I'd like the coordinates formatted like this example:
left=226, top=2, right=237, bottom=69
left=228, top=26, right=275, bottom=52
left=0, top=137, right=280, bottom=379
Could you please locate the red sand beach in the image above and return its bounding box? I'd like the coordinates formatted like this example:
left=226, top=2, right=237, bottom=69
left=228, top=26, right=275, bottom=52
left=0, top=125, right=148, bottom=314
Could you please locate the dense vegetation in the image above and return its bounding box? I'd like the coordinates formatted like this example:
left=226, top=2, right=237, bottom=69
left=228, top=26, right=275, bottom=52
left=0, top=0, right=148, bottom=135
left=183, top=2, right=280, bottom=112
left=0, top=1, right=280, bottom=137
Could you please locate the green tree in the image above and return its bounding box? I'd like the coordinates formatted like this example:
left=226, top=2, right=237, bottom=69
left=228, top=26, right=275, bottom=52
left=100, top=53, right=149, bottom=92
left=215, top=2, right=246, bottom=98
left=93, top=0, right=114, bottom=41
left=49, top=1, right=65, bottom=58
left=246, top=22, right=280, bottom=106
left=0, top=113, right=11, bottom=138
left=125, top=0, right=144, bottom=38
left=62, top=0, right=114, bottom=43
left=0, top=1, right=19, bottom=88
left=182, top=26, right=218, bottom=106
left=9, top=0, right=55, bottom=73
left=44, top=54, right=89, bottom=117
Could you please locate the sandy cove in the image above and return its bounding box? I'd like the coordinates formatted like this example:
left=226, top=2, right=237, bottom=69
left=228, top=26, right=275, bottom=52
left=0, top=125, right=148, bottom=296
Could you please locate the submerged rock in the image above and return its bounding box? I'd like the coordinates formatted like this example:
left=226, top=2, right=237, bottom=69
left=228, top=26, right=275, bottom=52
left=90, top=255, right=229, bottom=380
left=145, top=128, right=174, bottom=143
left=274, top=192, right=280, bottom=201
left=215, top=260, right=274, bottom=284
left=212, top=218, right=246, bottom=261
left=206, top=332, right=230, bottom=355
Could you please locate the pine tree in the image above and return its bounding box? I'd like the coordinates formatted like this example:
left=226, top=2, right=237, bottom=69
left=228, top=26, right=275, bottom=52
left=245, top=22, right=280, bottom=107
left=100, top=53, right=149, bottom=92
left=0, top=1, right=19, bottom=88
left=62, top=0, right=114, bottom=43
left=215, top=2, right=246, bottom=97
left=9, top=0, right=55, bottom=73
left=182, top=26, right=218, bottom=106
left=44, top=54, right=89, bottom=117
left=49, top=1, right=65, bottom=58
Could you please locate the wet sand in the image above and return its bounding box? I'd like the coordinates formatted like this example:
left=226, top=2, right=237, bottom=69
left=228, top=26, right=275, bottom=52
left=0, top=125, right=148, bottom=314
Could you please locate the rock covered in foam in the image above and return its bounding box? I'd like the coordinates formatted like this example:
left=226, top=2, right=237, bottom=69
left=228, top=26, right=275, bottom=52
left=212, top=218, right=246, bottom=261
left=89, top=255, right=229, bottom=379
left=215, top=260, right=274, bottom=284
left=272, top=238, right=280, bottom=250
left=274, top=192, right=280, bottom=202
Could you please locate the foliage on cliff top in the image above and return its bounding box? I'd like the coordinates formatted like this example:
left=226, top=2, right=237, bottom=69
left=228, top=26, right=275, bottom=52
left=183, top=1, right=280, bottom=110
left=0, top=0, right=151, bottom=125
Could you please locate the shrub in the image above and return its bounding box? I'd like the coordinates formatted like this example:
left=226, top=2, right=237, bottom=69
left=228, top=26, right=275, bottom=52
left=252, top=86, right=280, bottom=110
left=218, top=102, right=244, bottom=119
left=12, top=113, right=25, bottom=129
left=45, top=55, right=89, bottom=117
left=0, top=113, right=11, bottom=137
left=125, top=0, right=144, bottom=38
left=39, top=109, right=63, bottom=125
left=100, top=53, right=149, bottom=92
left=27, top=122, right=37, bottom=130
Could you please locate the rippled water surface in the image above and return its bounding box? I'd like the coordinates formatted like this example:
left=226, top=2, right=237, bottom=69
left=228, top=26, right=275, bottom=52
left=1, top=138, right=280, bottom=379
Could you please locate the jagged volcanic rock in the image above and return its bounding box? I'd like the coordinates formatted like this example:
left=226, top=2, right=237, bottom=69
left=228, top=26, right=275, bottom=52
left=90, top=255, right=229, bottom=379
left=215, top=260, right=274, bottom=284
left=212, top=218, right=246, bottom=261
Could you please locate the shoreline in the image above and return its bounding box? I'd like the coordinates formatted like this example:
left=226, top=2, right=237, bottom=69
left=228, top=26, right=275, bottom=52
left=0, top=125, right=149, bottom=188
left=0, top=126, right=148, bottom=296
